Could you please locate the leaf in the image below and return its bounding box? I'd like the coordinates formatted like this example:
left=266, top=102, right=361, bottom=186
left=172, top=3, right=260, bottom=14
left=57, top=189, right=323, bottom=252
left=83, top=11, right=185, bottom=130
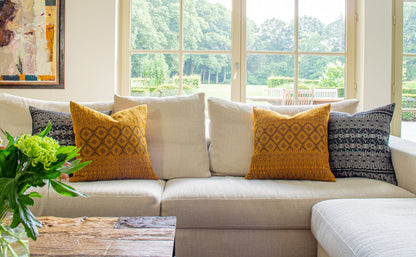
left=0, top=146, right=22, bottom=178
left=5, top=131, right=15, bottom=148
left=43, top=170, right=62, bottom=180
left=49, top=179, right=87, bottom=197
left=17, top=194, right=34, bottom=206
left=28, top=192, right=42, bottom=198
left=58, top=159, right=92, bottom=175
left=57, top=146, right=80, bottom=160
left=11, top=200, right=41, bottom=240
left=38, top=121, right=52, bottom=137
left=0, top=178, right=18, bottom=208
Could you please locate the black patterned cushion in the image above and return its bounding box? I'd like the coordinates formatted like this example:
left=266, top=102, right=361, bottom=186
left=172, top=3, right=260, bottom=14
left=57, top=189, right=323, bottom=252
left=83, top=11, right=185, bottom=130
left=29, top=106, right=111, bottom=146
left=328, top=103, right=397, bottom=185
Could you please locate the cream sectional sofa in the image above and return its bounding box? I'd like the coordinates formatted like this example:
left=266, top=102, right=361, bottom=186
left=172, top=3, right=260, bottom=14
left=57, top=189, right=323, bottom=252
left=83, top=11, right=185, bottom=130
left=0, top=93, right=415, bottom=257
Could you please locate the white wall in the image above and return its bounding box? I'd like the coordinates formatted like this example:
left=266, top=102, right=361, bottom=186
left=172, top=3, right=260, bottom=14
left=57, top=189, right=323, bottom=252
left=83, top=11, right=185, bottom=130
left=356, top=0, right=393, bottom=111
left=0, top=0, right=117, bottom=102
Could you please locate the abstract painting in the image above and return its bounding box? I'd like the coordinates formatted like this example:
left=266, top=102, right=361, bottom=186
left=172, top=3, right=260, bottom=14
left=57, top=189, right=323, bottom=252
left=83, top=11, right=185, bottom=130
left=0, top=0, right=64, bottom=88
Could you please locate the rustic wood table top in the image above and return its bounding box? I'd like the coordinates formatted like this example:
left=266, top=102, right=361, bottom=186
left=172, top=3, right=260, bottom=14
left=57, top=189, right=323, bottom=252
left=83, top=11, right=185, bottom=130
left=30, top=216, right=176, bottom=257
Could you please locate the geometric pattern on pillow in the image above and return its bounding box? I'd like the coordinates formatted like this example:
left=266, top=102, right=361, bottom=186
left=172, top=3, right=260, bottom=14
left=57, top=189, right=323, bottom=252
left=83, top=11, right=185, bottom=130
left=246, top=104, right=335, bottom=181
left=29, top=106, right=111, bottom=146
left=328, top=103, right=397, bottom=185
left=69, top=101, right=157, bottom=182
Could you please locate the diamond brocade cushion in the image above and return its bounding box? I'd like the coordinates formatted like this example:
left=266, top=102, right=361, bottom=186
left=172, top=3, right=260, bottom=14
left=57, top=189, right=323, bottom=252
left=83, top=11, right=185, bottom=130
left=69, top=101, right=158, bottom=182
left=246, top=104, right=335, bottom=182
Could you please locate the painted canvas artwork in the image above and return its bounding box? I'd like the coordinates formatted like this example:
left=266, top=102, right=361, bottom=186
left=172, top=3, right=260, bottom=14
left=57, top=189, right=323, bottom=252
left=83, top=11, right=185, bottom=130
left=0, top=0, right=64, bottom=88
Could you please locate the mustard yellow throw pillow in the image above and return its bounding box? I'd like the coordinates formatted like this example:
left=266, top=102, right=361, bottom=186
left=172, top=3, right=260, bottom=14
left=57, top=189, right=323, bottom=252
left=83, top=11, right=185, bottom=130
left=69, top=101, right=157, bottom=182
left=246, top=104, right=335, bottom=182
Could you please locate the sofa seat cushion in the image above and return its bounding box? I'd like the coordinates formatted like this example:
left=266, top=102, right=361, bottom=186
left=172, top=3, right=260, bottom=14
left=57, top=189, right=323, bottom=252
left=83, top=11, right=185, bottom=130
left=30, top=180, right=166, bottom=217
left=312, top=199, right=416, bottom=257
left=161, top=176, right=414, bottom=229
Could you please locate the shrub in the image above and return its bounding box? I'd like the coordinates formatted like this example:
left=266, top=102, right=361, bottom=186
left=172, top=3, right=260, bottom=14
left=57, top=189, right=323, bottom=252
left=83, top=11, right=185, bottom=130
left=338, top=88, right=345, bottom=98
left=403, top=88, right=416, bottom=95
left=267, top=77, right=294, bottom=88
left=403, top=81, right=416, bottom=89
left=151, top=84, right=195, bottom=97
left=319, top=61, right=344, bottom=88
left=131, top=88, right=149, bottom=96
left=402, top=97, right=416, bottom=121
left=142, top=55, right=169, bottom=88
left=173, top=75, right=201, bottom=89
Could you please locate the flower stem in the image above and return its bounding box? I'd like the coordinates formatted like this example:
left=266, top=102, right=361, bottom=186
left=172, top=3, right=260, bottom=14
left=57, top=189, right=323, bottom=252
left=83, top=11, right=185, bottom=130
left=0, top=224, right=29, bottom=256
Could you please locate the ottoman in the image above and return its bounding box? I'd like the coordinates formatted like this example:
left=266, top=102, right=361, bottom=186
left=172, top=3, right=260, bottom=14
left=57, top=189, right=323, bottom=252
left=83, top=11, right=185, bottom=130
left=311, top=198, right=416, bottom=257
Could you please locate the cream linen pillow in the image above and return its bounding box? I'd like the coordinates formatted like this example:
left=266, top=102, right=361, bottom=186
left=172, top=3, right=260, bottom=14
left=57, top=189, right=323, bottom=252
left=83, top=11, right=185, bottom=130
left=114, top=93, right=210, bottom=179
left=0, top=93, right=113, bottom=141
left=207, top=97, right=359, bottom=176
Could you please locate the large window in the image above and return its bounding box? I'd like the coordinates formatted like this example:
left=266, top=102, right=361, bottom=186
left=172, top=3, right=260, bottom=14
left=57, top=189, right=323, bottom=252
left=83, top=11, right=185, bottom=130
left=393, top=0, right=416, bottom=142
left=120, top=0, right=355, bottom=104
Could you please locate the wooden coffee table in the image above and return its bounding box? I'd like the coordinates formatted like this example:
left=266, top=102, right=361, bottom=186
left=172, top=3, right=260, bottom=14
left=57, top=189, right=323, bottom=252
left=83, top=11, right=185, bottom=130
left=30, top=216, right=176, bottom=257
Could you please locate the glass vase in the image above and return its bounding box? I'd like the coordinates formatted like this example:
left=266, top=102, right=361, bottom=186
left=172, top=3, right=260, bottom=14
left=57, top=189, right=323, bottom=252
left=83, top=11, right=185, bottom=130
left=0, top=207, right=30, bottom=257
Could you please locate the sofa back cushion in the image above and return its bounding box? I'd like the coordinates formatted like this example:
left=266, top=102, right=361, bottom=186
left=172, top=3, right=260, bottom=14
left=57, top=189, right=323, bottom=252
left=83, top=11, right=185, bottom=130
left=208, top=97, right=359, bottom=176
left=114, top=93, right=210, bottom=179
left=0, top=93, right=113, bottom=141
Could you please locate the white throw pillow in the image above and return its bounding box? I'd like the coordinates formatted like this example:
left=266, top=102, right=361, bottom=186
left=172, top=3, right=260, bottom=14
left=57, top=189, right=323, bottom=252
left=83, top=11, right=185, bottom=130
left=0, top=93, right=113, bottom=141
left=207, top=97, right=359, bottom=176
left=114, top=93, right=210, bottom=179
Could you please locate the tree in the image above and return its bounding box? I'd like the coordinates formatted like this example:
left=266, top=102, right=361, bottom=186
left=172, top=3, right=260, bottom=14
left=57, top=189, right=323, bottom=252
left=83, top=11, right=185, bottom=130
left=298, top=16, right=326, bottom=52
left=319, top=61, right=345, bottom=88
left=324, top=14, right=345, bottom=52
left=142, top=55, right=169, bottom=88
left=256, top=18, right=293, bottom=51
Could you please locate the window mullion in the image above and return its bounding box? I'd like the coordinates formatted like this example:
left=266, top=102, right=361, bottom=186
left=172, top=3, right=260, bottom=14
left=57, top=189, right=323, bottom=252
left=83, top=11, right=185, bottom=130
left=119, top=0, right=132, bottom=96
left=179, top=0, right=184, bottom=95
left=231, top=0, right=243, bottom=102
left=345, top=0, right=356, bottom=100
left=294, top=0, right=299, bottom=104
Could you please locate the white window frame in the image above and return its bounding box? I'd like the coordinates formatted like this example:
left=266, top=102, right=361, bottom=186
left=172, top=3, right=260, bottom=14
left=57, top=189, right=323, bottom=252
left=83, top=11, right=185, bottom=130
left=119, top=0, right=356, bottom=103
left=392, top=0, right=416, bottom=136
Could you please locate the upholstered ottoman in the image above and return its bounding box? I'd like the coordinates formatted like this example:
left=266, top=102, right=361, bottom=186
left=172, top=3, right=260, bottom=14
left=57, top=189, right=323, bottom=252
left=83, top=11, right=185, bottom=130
left=311, top=198, right=416, bottom=257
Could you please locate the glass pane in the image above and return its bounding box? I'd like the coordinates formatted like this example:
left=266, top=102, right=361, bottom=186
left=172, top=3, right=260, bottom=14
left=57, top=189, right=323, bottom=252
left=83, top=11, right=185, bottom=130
left=247, top=0, right=294, bottom=51
left=246, top=54, right=295, bottom=105
left=131, top=0, right=179, bottom=50
left=299, top=0, right=345, bottom=52
left=401, top=56, right=416, bottom=142
left=130, top=54, right=179, bottom=96
left=298, top=55, right=345, bottom=104
left=403, top=2, right=416, bottom=54
left=184, top=54, right=231, bottom=100
left=184, top=0, right=232, bottom=51
left=401, top=111, right=416, bottom=142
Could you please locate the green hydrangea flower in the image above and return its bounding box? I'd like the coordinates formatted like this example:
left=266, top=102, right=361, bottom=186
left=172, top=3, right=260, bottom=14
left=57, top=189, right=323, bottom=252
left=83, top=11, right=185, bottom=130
left=15, top=134, right=60, bottom=169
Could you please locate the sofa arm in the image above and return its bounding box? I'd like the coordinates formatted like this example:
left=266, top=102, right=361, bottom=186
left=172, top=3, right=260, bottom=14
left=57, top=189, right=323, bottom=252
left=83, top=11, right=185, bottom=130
left=389, top=136, right=416, bottom=194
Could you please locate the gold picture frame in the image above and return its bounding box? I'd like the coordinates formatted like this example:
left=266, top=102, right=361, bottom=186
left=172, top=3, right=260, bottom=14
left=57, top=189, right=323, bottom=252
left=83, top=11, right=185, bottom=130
left=0, top=0, right=65, bottom=89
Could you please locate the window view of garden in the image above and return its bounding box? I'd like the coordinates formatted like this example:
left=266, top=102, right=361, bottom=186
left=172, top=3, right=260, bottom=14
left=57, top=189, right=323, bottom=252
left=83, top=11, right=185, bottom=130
left=129, top=0, right=346, bottom=104
left=401, top=1, right=416, bottom=141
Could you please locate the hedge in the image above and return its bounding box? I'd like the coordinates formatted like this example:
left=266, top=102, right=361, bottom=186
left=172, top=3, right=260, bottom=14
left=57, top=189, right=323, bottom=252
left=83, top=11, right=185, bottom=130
left=267, top=77, right=294, bottom=88
left=267, top=77, right=325, bottom=88
left=402, top=97, right=416, bottom=121
left=173, top=75, right=201, bottom=88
